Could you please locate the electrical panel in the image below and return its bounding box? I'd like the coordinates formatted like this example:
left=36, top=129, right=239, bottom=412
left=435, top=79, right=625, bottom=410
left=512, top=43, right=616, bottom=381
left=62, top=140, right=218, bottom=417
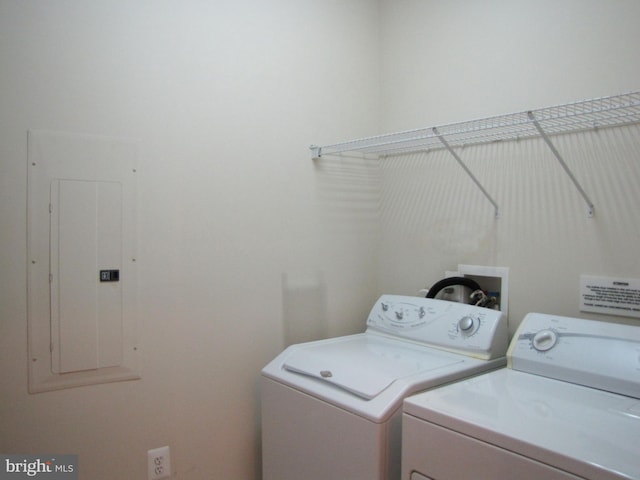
left=27, top=130, right=139, bottom=393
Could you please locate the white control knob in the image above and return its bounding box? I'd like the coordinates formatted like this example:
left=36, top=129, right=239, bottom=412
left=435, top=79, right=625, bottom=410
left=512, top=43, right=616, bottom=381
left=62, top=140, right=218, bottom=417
left=458, top=315, right=475, bottom=332
left=532, top=329, right=558, bottom=352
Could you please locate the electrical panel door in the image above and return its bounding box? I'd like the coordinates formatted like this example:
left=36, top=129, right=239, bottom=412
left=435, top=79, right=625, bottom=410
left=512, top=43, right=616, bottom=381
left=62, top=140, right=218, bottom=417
left=50, top=179, right=124, bottom=374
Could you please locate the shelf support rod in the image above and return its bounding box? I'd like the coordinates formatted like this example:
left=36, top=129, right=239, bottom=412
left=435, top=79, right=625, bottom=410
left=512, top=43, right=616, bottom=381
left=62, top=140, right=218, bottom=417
left=527, top=111, right=595, bottom=217
left=433, top=127, right=500, bottom=218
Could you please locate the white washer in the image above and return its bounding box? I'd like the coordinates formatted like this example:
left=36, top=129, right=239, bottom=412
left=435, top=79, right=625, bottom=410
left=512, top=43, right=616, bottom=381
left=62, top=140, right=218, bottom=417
left=402, top=312, right=640, bottom=480
left=261, top=294, right=508, bottom=480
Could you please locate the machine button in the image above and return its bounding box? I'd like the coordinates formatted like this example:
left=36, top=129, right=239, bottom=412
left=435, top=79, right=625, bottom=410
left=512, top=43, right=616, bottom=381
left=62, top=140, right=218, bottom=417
left=458, top=316, right=475, bottom=332
left=532, top=329, right=558, bottom=352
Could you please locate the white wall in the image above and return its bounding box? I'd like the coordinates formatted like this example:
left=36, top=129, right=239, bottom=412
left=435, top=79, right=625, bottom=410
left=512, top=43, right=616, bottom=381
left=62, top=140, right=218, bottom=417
left=0, top=1, right=381, bottom=479
left=2, top=1, right=640, bottom=479
left=378, top=0, right=640, bottom=330
left=380, top=0, right=640, bottom=128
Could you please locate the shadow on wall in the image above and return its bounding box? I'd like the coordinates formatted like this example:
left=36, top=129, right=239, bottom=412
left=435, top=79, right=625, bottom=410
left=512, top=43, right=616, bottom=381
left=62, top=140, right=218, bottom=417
left=379, top=148, right=499, bottom=258
left=313, top=155, right=381, bottom=233
left=282, top=270, right=327, bottom=346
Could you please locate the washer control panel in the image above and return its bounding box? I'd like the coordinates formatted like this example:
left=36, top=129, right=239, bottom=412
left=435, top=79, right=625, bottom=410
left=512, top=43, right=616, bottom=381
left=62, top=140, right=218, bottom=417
left=509, top=312, right=640, bottom=398
left=366, top=295, right=508, bottom=360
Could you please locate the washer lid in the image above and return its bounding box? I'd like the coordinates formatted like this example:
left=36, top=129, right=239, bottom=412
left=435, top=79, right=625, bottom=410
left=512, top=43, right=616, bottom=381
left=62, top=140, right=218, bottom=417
left=283, top=334, right=464, bottom=400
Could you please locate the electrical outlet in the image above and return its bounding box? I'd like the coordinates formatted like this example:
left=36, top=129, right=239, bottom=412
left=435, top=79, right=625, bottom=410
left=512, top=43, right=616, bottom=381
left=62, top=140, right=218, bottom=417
left=147, top=446, right=171, bottom=480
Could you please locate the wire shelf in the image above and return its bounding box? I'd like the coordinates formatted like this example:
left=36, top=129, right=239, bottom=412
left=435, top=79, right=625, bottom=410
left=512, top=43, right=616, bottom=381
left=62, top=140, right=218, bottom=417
left=311, top=91, right=640, bottom=158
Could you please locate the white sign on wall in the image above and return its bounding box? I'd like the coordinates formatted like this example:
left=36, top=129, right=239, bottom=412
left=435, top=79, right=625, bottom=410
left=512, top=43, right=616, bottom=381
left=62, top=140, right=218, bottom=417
left=580, top=275, right=640, bottom=318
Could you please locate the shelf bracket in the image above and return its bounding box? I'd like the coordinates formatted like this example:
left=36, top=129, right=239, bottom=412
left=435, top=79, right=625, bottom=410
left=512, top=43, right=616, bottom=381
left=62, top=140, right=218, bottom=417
left=527, top=111, right=595, bottom=218
left=310, top=145, right=322, bottom=160
left=433, top=127, right=500, bottom=219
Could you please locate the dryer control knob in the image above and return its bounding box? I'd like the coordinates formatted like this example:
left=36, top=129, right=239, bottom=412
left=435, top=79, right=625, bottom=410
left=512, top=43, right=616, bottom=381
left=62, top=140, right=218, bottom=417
left=532, top=329, right=558, bottom=352
left=458, top=316, right=475, bottom=332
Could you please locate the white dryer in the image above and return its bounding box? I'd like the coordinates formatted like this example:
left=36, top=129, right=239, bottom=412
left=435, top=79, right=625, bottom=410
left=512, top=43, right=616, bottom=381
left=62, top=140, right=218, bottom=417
left=261, top=294, right=508, bottom=480
left=402, top=312, right=640, bottom=480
